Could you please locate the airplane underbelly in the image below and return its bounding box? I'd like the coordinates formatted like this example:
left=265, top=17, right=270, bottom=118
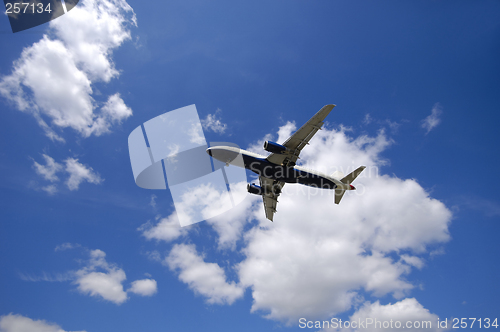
left=297, top=176, right=337, bottom=189
left=243, top=155, right=336, bottom=189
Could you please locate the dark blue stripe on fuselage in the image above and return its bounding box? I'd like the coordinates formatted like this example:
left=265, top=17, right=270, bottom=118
left=242, top=154, right=337, bottom=189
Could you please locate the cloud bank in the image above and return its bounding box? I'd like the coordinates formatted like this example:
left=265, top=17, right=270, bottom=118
left=143, top=123, right=452, bottom=324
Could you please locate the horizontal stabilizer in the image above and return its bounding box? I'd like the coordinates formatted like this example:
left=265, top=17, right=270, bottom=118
left=341, top=166, right=366, bottom=184
left=334, top=189, right=345, bottom=204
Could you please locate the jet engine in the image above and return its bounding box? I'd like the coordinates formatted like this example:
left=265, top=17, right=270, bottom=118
left=264, top=141, right=287, bottom=154
left=247, top=183, right=263, bottom=195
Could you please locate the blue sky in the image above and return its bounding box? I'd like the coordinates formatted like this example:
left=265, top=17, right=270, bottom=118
left=0, top=1, right=499, bottom=331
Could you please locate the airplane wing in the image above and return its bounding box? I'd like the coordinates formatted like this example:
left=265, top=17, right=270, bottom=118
left=259, top=176, right=285, bottom=221
left=266, top=104, right=335, bottom=166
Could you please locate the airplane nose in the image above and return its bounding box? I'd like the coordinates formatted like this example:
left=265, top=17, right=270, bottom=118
left=206, top=148, right=212, bottom=157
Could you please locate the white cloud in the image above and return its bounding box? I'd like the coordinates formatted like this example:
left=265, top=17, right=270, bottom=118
left=128, top=279, right=158, bottom=296
left=41, top=185, right=58, bottom=195
left=74, top=249, right=129, bottom=304
left=73, top=249, right=158, bottom=304
left=64, top=158, right=103, bottom=190
left=385, top=119, right=401, bottom=133
left=334, top=298, right=445, bottom=331
left=55, top=242, right=81, bottom=252
left=140, top=182, right=256, bottom=250
left=276, top=121, right=296, bottom=143
left=165, top=244, right=244, bottom=305
left=400, top=255, right=425, bottom=270
left=166, top=144, right=180, bottom=158
left=50, top=0, right=136, bottom=82
left=0, top=313, right=86, bottom=332
left=85, top=93, right=133, bottom=136
left=139, top=215, right=188, bottom=242
left=101, top=93, right=133, bottom=121
left=363, top=113, right=372, bottom=125
left=33, top=155, right=103, bottom=193
left=149, top=194, right=157, bottom=208
left=0, top=0, right=135, bottom=140
left=33, top=154, right=63, bottom=182
left=188, top=121, right=206, bottom=145
left=422, top=103, right=442, bottom=134
left=76, top=269, right=128, bottom=304
left=429, top=247, right=446, bottom=257
left=146, top=250, right=162, bottom=263
left=204, top=182, right=260, bottom=250
left=162, top=179, right=245, bottom=228
left=201, top=109, right=227, bottom=134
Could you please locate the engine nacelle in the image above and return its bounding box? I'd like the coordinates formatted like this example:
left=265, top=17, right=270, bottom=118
left=264, top=141, right=287, bottom=154
left=247, top=183, right=263, bottom=195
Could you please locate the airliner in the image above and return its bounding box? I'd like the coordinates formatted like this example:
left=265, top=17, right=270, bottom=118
left=206, top=105, right=365, bottom=221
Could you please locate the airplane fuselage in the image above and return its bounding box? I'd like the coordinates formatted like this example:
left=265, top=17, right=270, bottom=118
left=207, top=146, right=349, bottom=190
left=242, top=152, right=337, bottom=189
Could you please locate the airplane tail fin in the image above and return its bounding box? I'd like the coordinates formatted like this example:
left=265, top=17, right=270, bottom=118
left=340, top=166, right=366, bottom=184
left=334, top=166, right=366, bottom=204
